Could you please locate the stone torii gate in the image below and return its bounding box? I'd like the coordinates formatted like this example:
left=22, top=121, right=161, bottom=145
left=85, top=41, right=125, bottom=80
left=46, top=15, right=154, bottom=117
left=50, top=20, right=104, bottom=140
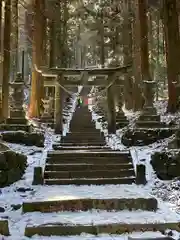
left=39, top=65, right=131, bottom=134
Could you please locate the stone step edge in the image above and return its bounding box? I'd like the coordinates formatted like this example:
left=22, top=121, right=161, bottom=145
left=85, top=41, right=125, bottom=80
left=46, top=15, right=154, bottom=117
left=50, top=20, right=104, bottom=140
left=24, top=222, right=180, bottom=237
left=22, top=197, right=158, bottom=213
left=47, top=150, right=130, bottom=155
left=44, top=177, right=136, bottom=185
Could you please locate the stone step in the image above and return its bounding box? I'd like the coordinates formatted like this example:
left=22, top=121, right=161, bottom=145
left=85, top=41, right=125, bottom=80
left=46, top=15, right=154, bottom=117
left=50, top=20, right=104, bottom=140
left=67, top=131, right=103, bottom=135
left=45, top=163, right=134, bottom=171
left=46, top=157, right=131, bottom=164
left=69, top=129, right=98, bottom=133
left=116, top=117, right=128, bottom=122
left=0, top=124, right=30, bottom=132
left=52, top=145, right=111, bottom=151
left=66, top=133, right=103, bottom=137
left=116, top=122, right=129, bottom=128
left=24, top=222, right=180, bottom=237
left=61, top=139, right=106, bottom=144
left=44, top=169, right=135, bottom=179
left=136, top=121, right=166, bottom=128
left=47, top=150, right=130, bottom=157
left=70, top=125, right=97, bottom=130
left=138, top=115, right=160, bottom=122
left=63, top=134, right=104, bottom=139
left=59, top=142, right=106, bottom=146
left=61, top=138, right=105, bottom=143
left=22, top=197, right=157, bottom=213
left=44, top=177, right=135, bottom=185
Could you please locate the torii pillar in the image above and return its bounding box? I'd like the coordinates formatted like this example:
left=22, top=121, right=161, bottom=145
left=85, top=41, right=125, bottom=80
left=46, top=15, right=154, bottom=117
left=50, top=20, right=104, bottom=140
left=107, top=73, right=116, bottom=134
left=54, top=75, right=63, bottom=134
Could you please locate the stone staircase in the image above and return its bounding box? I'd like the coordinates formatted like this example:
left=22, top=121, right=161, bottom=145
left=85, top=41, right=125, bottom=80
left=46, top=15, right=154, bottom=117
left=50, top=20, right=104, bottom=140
left=44, top=106, right=136, bottom=185
left=20, top=105, right=180, bottom=238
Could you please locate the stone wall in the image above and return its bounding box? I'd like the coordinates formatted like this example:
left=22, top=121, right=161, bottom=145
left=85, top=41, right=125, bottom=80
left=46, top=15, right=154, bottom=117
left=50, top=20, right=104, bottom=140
left=0, top=150, right=27, bottom=187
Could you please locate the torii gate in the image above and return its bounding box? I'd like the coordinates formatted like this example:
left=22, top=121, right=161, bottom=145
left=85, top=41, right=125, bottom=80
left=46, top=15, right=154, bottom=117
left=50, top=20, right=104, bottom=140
left=39, top=64, right=131, bottom=134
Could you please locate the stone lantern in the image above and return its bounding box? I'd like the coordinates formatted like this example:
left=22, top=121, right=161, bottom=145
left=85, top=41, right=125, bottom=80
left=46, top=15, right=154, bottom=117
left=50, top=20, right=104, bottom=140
left=6, top=72, right=28, bottom=129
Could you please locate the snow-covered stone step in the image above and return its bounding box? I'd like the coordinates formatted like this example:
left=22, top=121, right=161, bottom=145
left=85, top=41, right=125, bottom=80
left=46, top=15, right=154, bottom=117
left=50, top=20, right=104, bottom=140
left=52, top=145, right=112, bottom=151
left=22, top=197, right=158, bottom=213
left=45, top=163, right=134, bottom=172
left=60, top=142, right=106, bottom=146
left=25, top=223, right=180, bottom=237
left=29, top=184, right=154, bottom=202
left=44, top=177, right=136, bottom=185
left=44, top=169, right=134, bottom=179
left=47, top=150, right=130, bottom=156
left=17, top=232, right=176, bottom=240
left=23, top=210, right=180, bottom=237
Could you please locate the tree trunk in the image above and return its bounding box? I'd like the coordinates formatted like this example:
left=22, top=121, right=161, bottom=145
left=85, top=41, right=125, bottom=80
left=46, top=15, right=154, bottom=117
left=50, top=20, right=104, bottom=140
left=132, top=1, right=143, bottom=110
left=162, top=0, right=180, bottom=112
left=11, top=0, right=18, bottom=79
left=2, top=0, right=11, bottom=119
left=48, top=20, right=55, bottom=68
left=29, top=0, right=45, bottom=118
left=0, top=0, right=2, bottom=57
left=134, top=0, right=154, bottom=110
left=122, top=0, right=133, bottom=110
left=0, top=0, right=3, bottom=87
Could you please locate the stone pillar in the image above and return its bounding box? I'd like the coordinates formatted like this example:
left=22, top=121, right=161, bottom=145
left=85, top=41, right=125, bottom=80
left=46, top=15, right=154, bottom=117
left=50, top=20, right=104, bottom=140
left=54, top=76, right=63, bottom=134
left=142, top=80, right=156, bottom=114
left=107, top=74, right=116, bottom=134
left=6, top=72, right=27, bottom=125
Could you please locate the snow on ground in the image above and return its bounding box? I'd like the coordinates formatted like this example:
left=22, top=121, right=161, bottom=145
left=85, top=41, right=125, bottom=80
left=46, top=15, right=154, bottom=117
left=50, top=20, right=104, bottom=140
left=0, top=100, right=180, bottom=239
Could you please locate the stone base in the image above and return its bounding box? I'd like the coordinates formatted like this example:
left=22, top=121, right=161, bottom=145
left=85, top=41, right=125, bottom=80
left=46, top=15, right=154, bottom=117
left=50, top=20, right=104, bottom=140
left=40, top=116, right=54, bottom=123
left=6, top=117, right=28, bottom=125
left=0, top=124, right=30, bottom=132
left=9, top=109, right=26, bottom=118
left=168, top=139, right=180, bottom=149
left=142, top=106, right=157, bottom=115
left=116, top=121, right=129, bottom=128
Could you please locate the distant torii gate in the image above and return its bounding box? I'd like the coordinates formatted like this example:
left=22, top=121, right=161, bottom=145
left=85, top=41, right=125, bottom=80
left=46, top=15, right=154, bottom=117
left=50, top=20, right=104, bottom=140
left=39, top=64, right=131, bottom=134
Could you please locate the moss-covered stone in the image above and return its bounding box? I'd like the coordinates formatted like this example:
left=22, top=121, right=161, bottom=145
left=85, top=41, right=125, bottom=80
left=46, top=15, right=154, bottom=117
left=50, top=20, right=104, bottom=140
left=151, top=151, right=180, bottom=180
left=1, top=130, right=45, bottom=147
left=122, top=129, right=173, bottom=146
left=0, top=150, right=27, bottom=187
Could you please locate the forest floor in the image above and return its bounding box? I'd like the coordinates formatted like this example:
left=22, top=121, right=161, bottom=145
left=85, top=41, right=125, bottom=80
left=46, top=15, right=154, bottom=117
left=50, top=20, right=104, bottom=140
left=0, top=100, right=180, bottom=239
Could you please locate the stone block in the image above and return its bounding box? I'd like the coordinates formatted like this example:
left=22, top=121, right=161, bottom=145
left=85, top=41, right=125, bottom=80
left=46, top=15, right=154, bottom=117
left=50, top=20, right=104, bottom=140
left=136, top=164, right=147, bottom=185
left=32, top=167, right=43, bottom=185
left=9, top=109, right=26, bottom=118
left=0, top=220, right=10, bottom=236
